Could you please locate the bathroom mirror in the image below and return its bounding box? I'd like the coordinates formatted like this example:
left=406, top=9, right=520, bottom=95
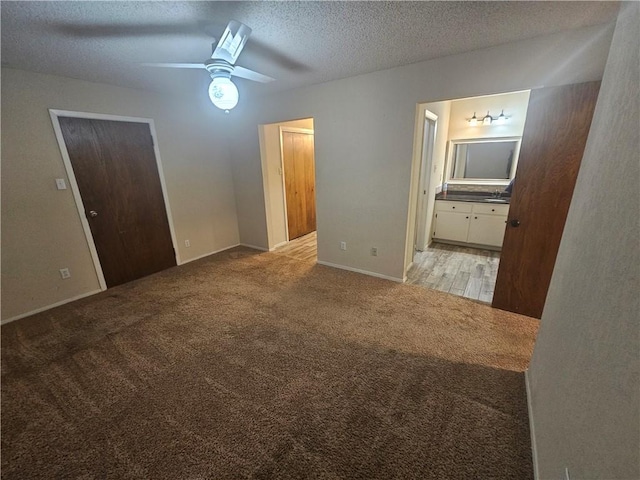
left=446, top=137, right=521, bottom=185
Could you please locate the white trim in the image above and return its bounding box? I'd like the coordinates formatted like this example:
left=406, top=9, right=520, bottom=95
left=415, top=115, right=438, bottom=252
left=240, top=243, right=269, bottom=252
left=278, top=126, right=291, bottom=242
left=405, top=261, right=414, bottom=281
left=317, top=260, right=404, bottom=283
left=405, top=104, right=439, bottom=277
left=177, top=244, right=241, bottom=265
left=258, top=125, right=276, bottom=249
left=147, top=118, right=181, bottom=264
left=280, top=126, right=314, bottom=135
left=269, top=240, right=289, bottom=251
left=425, top=110, right=438, bottom=122
left=525, top=369, right=540, bottom=480
left=48, top=109, right=180, bottom=291
left=1, top=289, right=102, bottom=325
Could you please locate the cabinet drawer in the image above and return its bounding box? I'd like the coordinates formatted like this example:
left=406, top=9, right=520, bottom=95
left=472, top=203, right=510, bottom=216
left=434, top=200, right=473, bottom=213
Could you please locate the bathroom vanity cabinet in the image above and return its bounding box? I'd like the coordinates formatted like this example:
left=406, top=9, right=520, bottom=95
left=432, top=200, right=509, bottom=249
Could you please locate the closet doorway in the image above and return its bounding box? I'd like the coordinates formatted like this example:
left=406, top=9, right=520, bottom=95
left=259, top=118, right=317, bottom=262
left=50, top=110, right=178, bottom=289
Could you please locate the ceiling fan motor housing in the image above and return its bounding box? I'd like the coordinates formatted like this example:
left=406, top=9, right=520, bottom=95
left=205, top=59, right=234, bottom=79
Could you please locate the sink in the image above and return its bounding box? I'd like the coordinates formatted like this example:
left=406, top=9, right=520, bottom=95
left=483, top=198, right=509, bottom=204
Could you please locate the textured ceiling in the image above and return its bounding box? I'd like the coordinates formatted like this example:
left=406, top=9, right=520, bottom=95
left=1, top=1, right=619, bottom=99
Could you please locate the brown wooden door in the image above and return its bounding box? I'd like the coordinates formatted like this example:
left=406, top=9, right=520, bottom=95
left=282, top=131, right=316, bottom=240
left=492, top=81, right=600, bottom=318
left=59, top=117, right=176, bottom=287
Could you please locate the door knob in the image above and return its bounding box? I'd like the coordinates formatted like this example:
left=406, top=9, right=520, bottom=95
left=509, top=219, right=520, bottom=227
left=88, top=210, right=98, bottom=218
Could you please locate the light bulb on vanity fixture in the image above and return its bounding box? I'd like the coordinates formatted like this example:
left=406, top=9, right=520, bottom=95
left=496, top=109, right=507, bottom=125
left=468, top=112, right=478, bottom=127
left=482, top=111, right=493, bottom=125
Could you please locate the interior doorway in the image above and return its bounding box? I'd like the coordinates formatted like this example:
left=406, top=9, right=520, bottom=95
left=259, top=118, right=317, bottom=262
left=405, top=91, right=529, bottom=304
left=406, top=84, right=599, bottom=316
left=50, top=111, right=178, bottom=289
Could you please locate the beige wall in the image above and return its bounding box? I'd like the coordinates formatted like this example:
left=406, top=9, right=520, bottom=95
left=259, top=118, right=314, bottom=249
left=1, top=68, right=239, bottom=321
left=528, top=3, right=639, bottom=479
left=447, top=90, right=530, bottom=141
left=444, top=90, right=530, bottom=191
left=230, top=24, right=614, bottom=280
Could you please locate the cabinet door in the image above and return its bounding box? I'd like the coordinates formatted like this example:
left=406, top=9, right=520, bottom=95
left=433, top=211, right=470, bottom=242
left=468, top=214, right=507, bottom=247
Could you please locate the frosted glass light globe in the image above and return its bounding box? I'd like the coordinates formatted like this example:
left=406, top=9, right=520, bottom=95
left=208, top=77, right=239, bottom=111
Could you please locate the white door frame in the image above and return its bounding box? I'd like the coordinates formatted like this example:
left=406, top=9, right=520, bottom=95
left=414, top=114, right=438, bottom=252
left=279, top=126, right=314, bottom=242
left=49, top=109, right=180, bottom=291
left=404, top=105, right=439, bottom=277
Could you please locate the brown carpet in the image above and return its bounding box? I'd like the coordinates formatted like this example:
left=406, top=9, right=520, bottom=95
left=1, top=247, right=539, bottom=479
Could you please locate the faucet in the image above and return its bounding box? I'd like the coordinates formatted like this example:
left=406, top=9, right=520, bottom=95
left=492, top=189, right=502, bottom=198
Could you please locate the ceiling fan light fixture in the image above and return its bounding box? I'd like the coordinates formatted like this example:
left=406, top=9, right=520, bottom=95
left=208, top=75, right=239, bottom=111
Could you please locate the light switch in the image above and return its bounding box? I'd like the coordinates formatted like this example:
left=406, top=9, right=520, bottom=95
left=55, top=178, right=67, bottom=190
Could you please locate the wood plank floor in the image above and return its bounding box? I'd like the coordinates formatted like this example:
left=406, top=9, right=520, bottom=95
left=272, top=231, right=317, bottom=262
left=407, top=242, right=501, bottom=303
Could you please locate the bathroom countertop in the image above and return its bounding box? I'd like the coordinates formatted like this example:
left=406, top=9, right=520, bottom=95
left=435, top=191, right=511, bottom=204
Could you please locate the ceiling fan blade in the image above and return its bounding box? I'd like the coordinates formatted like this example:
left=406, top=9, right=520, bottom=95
left=232, top=66, right=275, bottom=83
left=142, top=63, right=206, bottom=69
left=212, top=20, right=251, bottom=65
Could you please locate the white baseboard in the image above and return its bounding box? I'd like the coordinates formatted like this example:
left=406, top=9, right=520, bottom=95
left=525, top=369, right=540, bottom=480
left=240, top=243, right=269, bottom=252
left=317, top=260, right=404, bottom=283
left=1, top=289, right=102, bottom=325
left=178, top=244, right=240, bottom=265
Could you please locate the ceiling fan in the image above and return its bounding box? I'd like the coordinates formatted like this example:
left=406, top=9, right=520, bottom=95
left=143, top=20, right=274, bottom=112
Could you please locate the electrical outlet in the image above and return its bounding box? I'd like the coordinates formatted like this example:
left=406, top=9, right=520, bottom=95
left=184, top=240, right=191, bottom=247
left=340, top=241, right=347, bottom=251
left=59, top=268, right=71, bottom=279
left=55, top=178, right=67, bottom=190
left=371, top=247, right=378, bottom=256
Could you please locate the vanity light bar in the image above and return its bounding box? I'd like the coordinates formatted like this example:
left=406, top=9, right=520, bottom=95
left=468, top=110, right=508, bottom=126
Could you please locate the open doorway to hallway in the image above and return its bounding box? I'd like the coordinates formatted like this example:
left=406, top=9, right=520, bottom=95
left=259, top=118, right=317, bottom=263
